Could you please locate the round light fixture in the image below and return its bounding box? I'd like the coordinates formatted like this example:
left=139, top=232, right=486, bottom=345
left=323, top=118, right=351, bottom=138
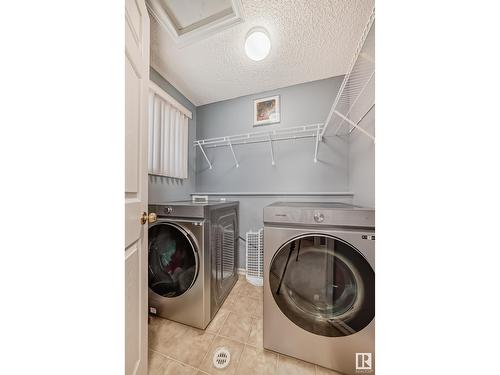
left=244, top=28, right=271, bottom=61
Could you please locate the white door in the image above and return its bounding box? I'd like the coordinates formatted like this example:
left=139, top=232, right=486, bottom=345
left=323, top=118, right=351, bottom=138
left=125, top=0, right=149, bottom=374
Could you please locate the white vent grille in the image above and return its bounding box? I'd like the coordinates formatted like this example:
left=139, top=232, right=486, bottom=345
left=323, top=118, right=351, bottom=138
left=222, top=225, right=235, bottom=279
left=246, top=229, right=263, bottom=286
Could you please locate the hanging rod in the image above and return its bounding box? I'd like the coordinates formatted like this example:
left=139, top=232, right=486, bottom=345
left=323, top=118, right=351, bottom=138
left=198, top=132, right=319, bottom=148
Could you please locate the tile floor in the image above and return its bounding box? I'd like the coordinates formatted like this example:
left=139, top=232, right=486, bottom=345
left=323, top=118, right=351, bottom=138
left=148, top=275, right=341, bottom=375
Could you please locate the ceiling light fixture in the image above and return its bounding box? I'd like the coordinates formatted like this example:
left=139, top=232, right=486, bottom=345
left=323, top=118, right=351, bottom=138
left=244, top=28, right=271, bottom=61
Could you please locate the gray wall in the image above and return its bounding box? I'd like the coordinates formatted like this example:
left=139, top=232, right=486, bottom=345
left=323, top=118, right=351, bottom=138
left=348, top=24, right=375, bottom=208
left=195, top=77, right=348, bottom=192
left=195, top=77, right=350, bottom=268
left=148, top=68, right=197, bottom=202
left=348, top=107, right=375, bottom=208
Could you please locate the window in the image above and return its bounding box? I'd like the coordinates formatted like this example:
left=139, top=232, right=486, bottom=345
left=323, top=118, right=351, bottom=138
left=148, top=81, right=192, bottom=178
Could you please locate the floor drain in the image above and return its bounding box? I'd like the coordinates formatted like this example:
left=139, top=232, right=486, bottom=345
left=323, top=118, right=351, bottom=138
left=212, top=347, right=231, bottom=369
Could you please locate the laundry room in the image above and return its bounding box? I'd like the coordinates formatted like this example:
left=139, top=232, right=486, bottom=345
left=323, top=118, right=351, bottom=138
left=142, top=1, right=375, bottom=374
left=6, top=1, right=500, bottom=375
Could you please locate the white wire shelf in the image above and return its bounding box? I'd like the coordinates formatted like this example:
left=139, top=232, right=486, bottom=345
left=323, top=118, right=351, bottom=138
left=194, top=8, right=375, bottom=170
left=194, top=123, right=324, bottom=169
left=322, top=7, right=375, bottom=142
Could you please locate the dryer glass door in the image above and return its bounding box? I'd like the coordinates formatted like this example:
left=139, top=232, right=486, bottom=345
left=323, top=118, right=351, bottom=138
left=148, top=223, right=199, bottom=298
left=269, top=234, right=374, bottom=337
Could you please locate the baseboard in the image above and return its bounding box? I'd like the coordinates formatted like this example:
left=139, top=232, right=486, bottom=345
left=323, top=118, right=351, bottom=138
left=236, top=267, right=246, bottom=276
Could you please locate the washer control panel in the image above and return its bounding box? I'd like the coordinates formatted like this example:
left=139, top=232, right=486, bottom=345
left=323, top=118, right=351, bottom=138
left=164, top=206, right=174, bottom=215
left=264, top=203, right=374, bottom=228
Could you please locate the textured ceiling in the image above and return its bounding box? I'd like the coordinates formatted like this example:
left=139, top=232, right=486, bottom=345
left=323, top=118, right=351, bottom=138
left=150, top=0, right=374, bottom=106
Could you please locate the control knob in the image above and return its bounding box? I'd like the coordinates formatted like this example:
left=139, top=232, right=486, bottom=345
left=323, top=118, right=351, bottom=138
left=313, top=212, right=325, bottom=223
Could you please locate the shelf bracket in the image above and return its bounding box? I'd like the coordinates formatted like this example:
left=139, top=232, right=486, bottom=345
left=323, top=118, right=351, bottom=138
left=227, top=139, right=239, bottom=168
left=333, top=110, right=375, bottom=143
left=268, top=135, right=275, bottom=166
left=314, top=126, right=320, bottom=163
left=349, top=103, right=375, bottom=134
left=334, top=71, right=375, bottom=136
left=196, top=142, right=212, bottom=169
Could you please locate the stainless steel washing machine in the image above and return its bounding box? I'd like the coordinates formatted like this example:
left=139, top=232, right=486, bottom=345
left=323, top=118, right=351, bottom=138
left=148, top=200, right=239, bottom=329
left=263, top=202, right=375, bottom=374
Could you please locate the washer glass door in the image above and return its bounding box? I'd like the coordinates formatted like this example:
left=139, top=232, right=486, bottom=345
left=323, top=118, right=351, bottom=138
left=148, top=222, right=199, bottom=298
left=269, top=234, right=374, bottom=337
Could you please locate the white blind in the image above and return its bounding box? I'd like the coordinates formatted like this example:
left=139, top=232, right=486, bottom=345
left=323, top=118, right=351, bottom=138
left=148, top=89, right=189, bottom=179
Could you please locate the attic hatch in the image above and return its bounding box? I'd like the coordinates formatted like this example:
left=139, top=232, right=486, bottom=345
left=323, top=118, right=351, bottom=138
left=146, top=0, right=244, bottom=46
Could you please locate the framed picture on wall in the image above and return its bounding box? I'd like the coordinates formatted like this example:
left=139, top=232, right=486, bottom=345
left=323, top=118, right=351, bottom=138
left=253, top=95, right=280, bottom=126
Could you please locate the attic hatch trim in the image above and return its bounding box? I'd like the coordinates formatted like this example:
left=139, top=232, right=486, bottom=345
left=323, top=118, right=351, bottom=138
left=146, top=0, right=244, bottom=47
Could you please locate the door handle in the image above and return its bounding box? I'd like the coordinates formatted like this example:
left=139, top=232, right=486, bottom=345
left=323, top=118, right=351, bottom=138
left=140, top=212, right=157, bottom=225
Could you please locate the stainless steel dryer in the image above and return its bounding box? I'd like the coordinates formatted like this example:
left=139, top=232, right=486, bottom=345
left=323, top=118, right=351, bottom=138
left=148, top=200, right=238, bottom=329
left=263, top=202, right=375, bottom=374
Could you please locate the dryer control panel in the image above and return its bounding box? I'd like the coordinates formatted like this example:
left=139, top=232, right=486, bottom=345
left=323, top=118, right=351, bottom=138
left=263, top=202, right=374, bottom=228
